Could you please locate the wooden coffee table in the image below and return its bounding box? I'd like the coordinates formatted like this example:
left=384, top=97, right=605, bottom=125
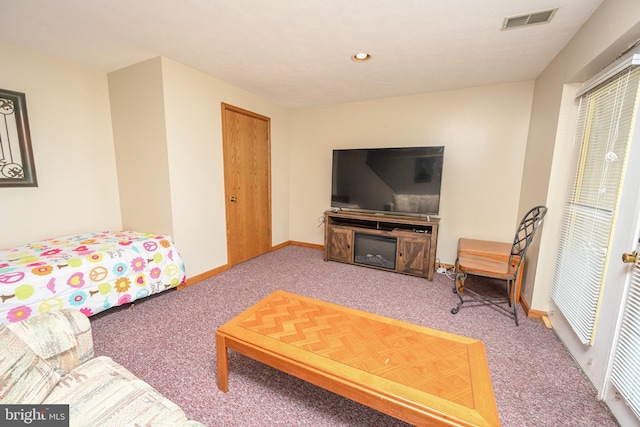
left=216, top=290, right=500, bottom=426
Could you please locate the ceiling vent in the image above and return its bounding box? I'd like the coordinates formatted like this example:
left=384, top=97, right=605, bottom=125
left=502, top=8, right=558, bottom=30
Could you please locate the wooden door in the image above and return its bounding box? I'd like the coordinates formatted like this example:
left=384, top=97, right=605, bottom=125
left=221, top=103, right=271, bottom=266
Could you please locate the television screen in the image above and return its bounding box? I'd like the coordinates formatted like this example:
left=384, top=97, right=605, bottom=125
left=331, top=146, right=444, bottom=216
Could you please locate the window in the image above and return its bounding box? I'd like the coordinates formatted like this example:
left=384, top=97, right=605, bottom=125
left=550, top=57, right=640, bottom=345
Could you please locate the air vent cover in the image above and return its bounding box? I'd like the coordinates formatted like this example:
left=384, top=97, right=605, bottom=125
left=502, top=8, right=558, bottom=30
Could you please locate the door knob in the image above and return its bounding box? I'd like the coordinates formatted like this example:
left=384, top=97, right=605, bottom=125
left=622, top=251, right=637, bottom=264
left=230, top=196, right=237, bottom=202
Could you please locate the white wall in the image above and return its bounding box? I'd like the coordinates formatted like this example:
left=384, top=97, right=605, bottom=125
left=288, top=82, right=535, bottom=264
left=9, top=0, right=637, bottom=308
left=108, top=58, right=174, bottom=236
left=1, top=42, right=289, bottom=279
left=108, top=57, right=290, bottom=278
left=160, top=57, right=290, bottom=277
left=0, top=42, right=121, bottom=248
left=525, top=0, right=640, bottom=311
left=1, top=40, right=532, bottom=280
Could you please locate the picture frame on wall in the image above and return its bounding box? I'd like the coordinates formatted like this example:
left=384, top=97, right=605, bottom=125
left=0, top=88, right=37, bottom=187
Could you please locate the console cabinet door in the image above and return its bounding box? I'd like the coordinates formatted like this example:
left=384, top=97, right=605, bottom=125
left=397, top=235, right=430, bottom=276
left=327, top=227, right=354, bottom=263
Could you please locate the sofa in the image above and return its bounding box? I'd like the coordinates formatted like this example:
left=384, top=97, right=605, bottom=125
left=0, top=309, right=204, bottom=426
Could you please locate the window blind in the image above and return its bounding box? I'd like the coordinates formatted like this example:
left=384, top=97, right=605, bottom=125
left=550, top=63, right=640, bottom=345
left=610, top=251, right=640, bottom=419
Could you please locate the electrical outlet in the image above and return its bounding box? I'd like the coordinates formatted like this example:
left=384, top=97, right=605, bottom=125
left=436, top=267, right=447, bottom=274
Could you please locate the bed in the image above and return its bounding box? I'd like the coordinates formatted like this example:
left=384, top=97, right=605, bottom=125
left=0, top=231, right=186, bottom=324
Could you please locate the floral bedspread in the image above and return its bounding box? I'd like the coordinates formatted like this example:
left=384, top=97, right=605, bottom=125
left=0, top=231, right=186, bottom=324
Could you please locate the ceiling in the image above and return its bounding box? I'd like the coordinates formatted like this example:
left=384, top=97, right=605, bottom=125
left=0, top=0, right=604, bottom=108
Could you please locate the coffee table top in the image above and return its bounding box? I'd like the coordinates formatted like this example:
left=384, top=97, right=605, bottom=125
left=219, top=290, right=500, bottom=426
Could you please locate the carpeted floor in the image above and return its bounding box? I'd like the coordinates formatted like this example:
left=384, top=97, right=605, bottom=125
left=90, top=246, right=618, bottom=426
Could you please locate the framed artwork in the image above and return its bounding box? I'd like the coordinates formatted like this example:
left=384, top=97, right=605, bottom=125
left=0, top=88, right=37, bottom=187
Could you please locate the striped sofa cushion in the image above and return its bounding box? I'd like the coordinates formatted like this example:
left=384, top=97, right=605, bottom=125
left=0, top=324, right=60, bottom=404
left=7, top=309, right=93, bottom=376
left=43, top=356, right=195, bottom=426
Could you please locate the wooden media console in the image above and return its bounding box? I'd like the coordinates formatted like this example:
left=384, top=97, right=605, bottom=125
left=324, top=210, right=440, bottom=280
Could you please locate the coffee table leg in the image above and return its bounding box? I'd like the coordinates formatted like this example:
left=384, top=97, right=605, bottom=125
left=216, top=332, right=229, bottom=392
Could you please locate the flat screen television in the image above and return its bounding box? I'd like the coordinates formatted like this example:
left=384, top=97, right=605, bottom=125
left=331, top=146, right=444, bottom=216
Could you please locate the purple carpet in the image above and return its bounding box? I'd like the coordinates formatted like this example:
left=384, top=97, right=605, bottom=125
left=90, top=246, right=616, bottom=426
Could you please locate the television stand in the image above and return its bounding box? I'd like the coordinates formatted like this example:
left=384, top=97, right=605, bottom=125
left=323, top=210, right=440, bottom=280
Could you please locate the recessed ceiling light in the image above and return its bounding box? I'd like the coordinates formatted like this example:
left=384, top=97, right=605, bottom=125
left=352, top=53, right=372, bottom=62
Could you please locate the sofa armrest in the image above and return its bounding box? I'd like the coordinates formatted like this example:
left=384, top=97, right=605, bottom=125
left=7, top=309, right=94, bottom=375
